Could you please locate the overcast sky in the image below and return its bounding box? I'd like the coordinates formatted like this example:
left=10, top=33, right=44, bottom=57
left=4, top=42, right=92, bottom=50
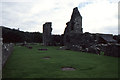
left=0, top=0, right=119, bottom=35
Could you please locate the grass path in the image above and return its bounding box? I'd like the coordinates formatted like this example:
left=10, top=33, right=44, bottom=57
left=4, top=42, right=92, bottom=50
left=2, top=44, right=119, bottom=78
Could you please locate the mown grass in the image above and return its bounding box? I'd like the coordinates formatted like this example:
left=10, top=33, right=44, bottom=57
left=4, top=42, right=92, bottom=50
left=2, top=44, right=119, bottom=78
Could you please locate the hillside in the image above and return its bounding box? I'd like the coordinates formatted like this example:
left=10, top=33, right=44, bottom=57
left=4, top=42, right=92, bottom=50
left=1, top=26, right=42, bottom=43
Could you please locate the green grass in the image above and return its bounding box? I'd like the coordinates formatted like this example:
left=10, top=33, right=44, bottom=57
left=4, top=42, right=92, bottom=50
left=2, top=44, right=119, bottom=78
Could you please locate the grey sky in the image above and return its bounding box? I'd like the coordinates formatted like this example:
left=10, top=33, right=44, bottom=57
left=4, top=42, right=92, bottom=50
left=0, top=0, right=119, bottom=35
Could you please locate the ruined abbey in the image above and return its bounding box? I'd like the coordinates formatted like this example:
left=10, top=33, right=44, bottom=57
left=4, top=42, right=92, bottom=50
left=43, top=7, right=120, bottom=57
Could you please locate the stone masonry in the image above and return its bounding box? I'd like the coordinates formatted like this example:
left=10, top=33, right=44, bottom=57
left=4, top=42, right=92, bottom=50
left=0, top=26, right=2, bottom=79
left=43, top=22, right=52, bottom=46
left=41, top=7, right=119, bottom=57
left=64, top=7, right=83, bottom=35
left=64, top=7, right=83, bottom=46
left=62, top=7, right=119, bottom=57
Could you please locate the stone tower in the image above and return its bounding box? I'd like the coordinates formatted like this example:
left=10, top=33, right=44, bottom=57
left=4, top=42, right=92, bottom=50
left=43, top=22, right=52, bottom=46
left=70, top=7, right=83, bottom=33
left=64, top=7, right=83, bottom=34
left=64, top=7, right=83, bottom=45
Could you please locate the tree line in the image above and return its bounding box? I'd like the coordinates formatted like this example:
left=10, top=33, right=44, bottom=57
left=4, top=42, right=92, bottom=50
left=2, top=26, right=42, bottom=43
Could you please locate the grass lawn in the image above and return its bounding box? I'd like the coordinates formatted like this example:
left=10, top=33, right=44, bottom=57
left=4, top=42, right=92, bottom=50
left=2, top=44, right=119, bottom=78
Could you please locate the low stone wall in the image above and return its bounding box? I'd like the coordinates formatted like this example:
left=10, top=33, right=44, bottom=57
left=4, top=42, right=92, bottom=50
left=2, top=43, right=14, bottom=67
left=0, top=26, right=2, bottom=79
left=103, top=43, right=120, bottom=57
left=63, top=31, right=120, bottom=57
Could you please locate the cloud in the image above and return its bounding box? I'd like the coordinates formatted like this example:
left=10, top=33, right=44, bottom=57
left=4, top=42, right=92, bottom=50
left=80, top=0, right=118, bottom=35
left=0, top=0, right=119, bottom=35
left=78, top=1, right=93, bottom=8
left=118, top=1, right=120, bottom=35
left=0, top=2, right=2, bottom=25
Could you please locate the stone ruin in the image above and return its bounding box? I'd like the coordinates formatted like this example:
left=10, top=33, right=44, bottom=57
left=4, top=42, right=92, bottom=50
left=42, top=22, right=64, bottom=46
left=113, top=35, right=120, bottom=44
left=64, top=7, right=83, bottom=34
left=43, top=22, right=52, bottom=46
left=0, top=26, right=2, bottom=79
left=64, top=7, right=83, bottom=47
left=62, top=7, right=120, bottom=57
left=51, top=35, right=64, bottom=46
left=42, top=7, right=120, bottom=57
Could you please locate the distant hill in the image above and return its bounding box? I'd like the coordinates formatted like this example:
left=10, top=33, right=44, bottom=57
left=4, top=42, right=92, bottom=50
left=1, top=26, right=42, bottom=43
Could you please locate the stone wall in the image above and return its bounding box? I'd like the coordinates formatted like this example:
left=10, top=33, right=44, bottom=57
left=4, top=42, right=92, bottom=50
left=62, top=7, right=120, bottom=57
left=64, top=32, right=95, bottom=49
left=0, top=26, right=2, bottom=79
left=96, top=34, right=117, bottom=44
left=64, top=7, right=83, bottom=35
left=64, top=7, right=83, bottom=46
left=41, top=7, right=120, bottom=57
left=70, top=7, right=83, bottom=33
left=103, top=43, right=120, bottom=57
left=63, top=32, right=120, bottom=57
left=43, top=22, right=52, bottom=46
left=2, top=43, right=14, bottom=67
left=64, top=32, right=99, bottom=54
left=51, top=35, right=64, bottom=46
left=113, top=35, right=120, bottom=43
